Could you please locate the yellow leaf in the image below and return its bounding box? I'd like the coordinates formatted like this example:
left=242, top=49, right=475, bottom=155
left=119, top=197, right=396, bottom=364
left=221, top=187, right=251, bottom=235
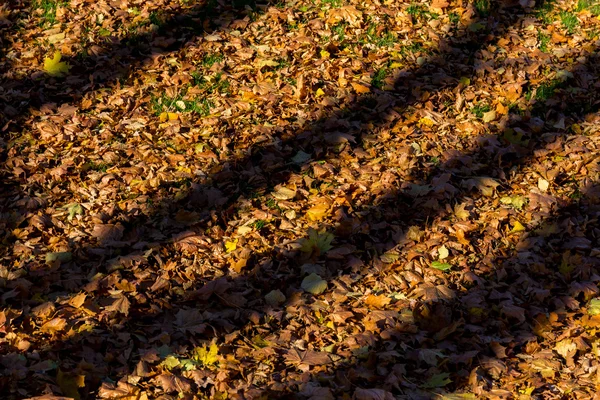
left=351, top=82, right=371, bottom=94
left=459, top=76, right=471, bottom=85
left=315, top=88, right=325, bottom=97
left=320, top=49, right=330, bottom=59
left=241, top=91, right=257, bottom=102
left=225, top=238, right=238, bottom=253
left=419, top=117, right=435, bottom=127
left=389, top=62, right=404, bottom=69
left=438, top=245, right=449, bottom=260
left=159, top=112, right=178, bottom=122
left=510, top=221, right=526, bottom=234
left=192, top=342, right=220, bottom=367
left=454, top=203, right=470, bottom=221
left=306, top=199, right=331, bottom=221
left=43, top=51, right=70, bottom=76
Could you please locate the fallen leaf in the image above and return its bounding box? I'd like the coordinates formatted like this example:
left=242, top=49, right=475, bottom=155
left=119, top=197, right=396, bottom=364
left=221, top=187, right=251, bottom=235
left=365, top=294, right=391, bottom=309
left=438, top=245, right=449, bottom=260
left=431, top=261, right=452, bottom=271
left=301, top=273, right=328, bottom=295
left=265, top=290, right=286, bottom=306
left=351, top=82, right=371, bottom=94
left=40, top=318, right=67, bottom=335
left=155, top=373, right=193, bottom=393
left=225, top=238, right=238, bottom=253
left=43, top=51, right=70, bottom=76
left=284, top=349, right=331, bottom=367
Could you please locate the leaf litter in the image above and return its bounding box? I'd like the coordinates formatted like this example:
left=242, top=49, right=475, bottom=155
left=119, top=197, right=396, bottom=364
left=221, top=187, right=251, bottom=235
left=1, top=0, right=600, bottom=398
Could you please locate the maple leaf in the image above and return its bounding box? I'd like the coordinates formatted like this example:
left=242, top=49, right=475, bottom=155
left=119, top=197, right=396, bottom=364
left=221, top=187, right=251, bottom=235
left=105, top=293, right=131, bottom=316
left=299, top=229, right=334, bottom=256
left=191, top=342, right=220, bottom=367
left=43, top=51, right=70, bottom=76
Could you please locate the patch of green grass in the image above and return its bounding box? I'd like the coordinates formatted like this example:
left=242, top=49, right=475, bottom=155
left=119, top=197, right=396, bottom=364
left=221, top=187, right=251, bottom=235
left=538, top=31, right=550, bottom=52
left=202, top=53, right=224, bottom=68
left=535, top=79, right=560, bottom=101
left=406, top=41, right=424, bottom=53
left=265, top=198, right=278, bottom=210
left=407, top=4, right=437, bottom=21
left=32, top=0, right=66, bottom=26
left=149, top=11, right=165, bottom=27
left=252, top=219, right=268, bottom=229
left=321, top=0, right=342, bottom=8
left=151, top=91, right=213, bottom=116
left=371, top=68, right=388, bottom=89
left=470, top=102, right=491, bottom=118
left=448, top=12, right=460, bottom=25
left=83, top=161, right=110, bottom=173
left=362, top=23, right=397, bottom=47
left=331, top=22, right=347, bottom=41
left=577, top=0, right=600, bottom=13
left=534, top=0, right=555, bottom=24
left=192, top=72, right=230, bottom=94
left=474, top=0, right=490, bottom=17
left=560, top=11, right=579, bottom=34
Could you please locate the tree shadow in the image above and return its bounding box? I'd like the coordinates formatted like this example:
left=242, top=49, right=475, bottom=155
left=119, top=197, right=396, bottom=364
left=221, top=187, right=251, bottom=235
left=1, top=0, right=599, bottom=398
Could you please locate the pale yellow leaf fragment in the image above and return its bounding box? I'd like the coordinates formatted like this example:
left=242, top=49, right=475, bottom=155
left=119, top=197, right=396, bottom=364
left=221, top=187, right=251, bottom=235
left=438, top=245, right=449, bottom=260
left=538, top=178, right=550, bottom=192
left=482, top=110, right=496, bottom=122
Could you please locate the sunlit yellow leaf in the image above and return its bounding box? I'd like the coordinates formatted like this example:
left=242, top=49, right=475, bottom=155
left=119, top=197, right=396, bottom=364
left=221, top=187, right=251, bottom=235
left=320, top=49, right=330, bottom=59
left=510, top=221, right=526, bottom=233
left=419, top=117, right=435, bottom=127
left=315, top=88, right=325, bottom=97
left=306, top=201, right=330, bottom=221
left=44, top=51, right=70, bottom=76
left=225, top=238, right=238, bottom=253
left=191, top=342, right=220, bottom=367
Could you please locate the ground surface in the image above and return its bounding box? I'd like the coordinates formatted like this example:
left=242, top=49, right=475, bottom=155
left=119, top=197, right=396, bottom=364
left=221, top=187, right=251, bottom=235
left=1, top=0, right=600, bottom=398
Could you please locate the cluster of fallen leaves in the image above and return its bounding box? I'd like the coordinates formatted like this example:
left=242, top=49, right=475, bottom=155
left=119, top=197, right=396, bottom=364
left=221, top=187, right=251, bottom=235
left=1, top=0, right=600, bottom=398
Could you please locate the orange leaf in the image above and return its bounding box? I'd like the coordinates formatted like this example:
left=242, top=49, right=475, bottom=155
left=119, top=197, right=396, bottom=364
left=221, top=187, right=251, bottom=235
left=365, top=294, right=391, bottom=309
